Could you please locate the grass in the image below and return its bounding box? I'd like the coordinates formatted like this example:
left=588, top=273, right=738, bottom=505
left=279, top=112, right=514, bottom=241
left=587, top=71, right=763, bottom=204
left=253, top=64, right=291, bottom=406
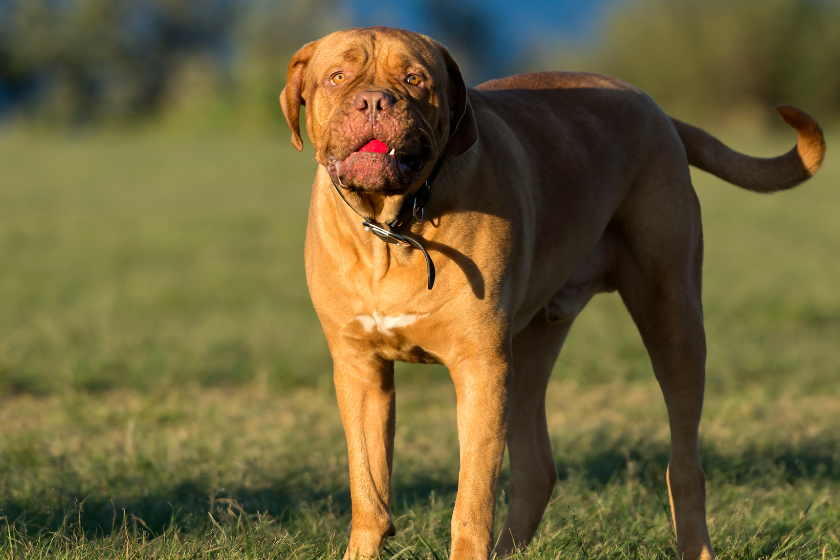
left=0, top=127, right=838, bottom=558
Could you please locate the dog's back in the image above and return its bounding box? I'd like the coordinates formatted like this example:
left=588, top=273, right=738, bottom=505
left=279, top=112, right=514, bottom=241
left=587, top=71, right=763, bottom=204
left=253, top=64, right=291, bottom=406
left=472, top=71, right=825, bottom=195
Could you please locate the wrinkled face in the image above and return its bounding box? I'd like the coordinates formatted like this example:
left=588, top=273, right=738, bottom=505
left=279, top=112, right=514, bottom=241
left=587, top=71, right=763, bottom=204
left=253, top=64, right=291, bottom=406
left=281, top=27, right=476, bottom=193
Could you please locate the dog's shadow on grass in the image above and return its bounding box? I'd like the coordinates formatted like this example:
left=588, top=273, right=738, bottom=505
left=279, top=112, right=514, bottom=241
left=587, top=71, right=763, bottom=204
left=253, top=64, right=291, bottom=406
left=1, top=437, right=837, bottom=539
left=556, top=437, right=840, bottom=486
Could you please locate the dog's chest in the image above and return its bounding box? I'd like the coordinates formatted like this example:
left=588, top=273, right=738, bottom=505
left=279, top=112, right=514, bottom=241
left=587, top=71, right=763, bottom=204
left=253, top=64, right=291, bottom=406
left=353, top=312, right=426, bottom=336
left=339, top=309, right=443, bottom=364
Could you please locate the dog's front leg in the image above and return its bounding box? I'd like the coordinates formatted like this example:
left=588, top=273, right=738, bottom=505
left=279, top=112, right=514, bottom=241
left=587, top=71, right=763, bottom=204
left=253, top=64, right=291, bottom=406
left=449, top=354, right=512, bottom=560
left=334, top=354, right=397, bottom=560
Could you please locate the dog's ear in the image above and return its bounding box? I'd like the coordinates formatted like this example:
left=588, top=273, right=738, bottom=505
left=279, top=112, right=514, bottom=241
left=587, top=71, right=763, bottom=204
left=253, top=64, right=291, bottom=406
left=440, top=47, right=478, bottom=156
left=280, top=40, right=319, bottom=152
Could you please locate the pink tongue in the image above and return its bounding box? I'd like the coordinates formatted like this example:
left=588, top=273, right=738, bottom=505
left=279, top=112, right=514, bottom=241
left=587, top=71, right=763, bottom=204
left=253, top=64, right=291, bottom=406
left=358, top=139, right=389, bottom=154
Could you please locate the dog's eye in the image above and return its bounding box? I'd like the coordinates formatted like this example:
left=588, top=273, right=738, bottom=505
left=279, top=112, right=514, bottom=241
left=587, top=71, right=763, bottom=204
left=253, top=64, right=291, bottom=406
left=330, top=73, right=346, bottom=85
left=405, top=74, right=421, bottom=86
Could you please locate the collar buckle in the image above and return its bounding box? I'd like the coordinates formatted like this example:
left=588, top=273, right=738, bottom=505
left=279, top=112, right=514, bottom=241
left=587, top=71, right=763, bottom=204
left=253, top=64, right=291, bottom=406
left=362, top=221, right=411, bottom=247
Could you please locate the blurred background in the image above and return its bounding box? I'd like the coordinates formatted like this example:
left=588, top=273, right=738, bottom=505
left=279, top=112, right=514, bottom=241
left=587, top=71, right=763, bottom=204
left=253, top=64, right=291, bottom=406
left=1, top=0, right=839, bottom=396
left=2, top=0, right=840, bottom=130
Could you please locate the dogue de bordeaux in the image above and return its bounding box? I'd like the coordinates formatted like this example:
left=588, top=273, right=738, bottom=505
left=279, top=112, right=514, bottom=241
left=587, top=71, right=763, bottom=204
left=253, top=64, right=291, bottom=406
left=280, top=26, right=825, bottom=560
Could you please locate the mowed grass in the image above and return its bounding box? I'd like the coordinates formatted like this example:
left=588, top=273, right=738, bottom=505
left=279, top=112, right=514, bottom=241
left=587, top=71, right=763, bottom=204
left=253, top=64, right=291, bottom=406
left=0, top=127, right=838, bottom=558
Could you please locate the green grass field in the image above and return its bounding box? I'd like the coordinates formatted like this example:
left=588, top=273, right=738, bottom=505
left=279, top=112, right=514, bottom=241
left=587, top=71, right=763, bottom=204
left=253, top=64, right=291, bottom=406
left=0, top=128, right=838, bottom=558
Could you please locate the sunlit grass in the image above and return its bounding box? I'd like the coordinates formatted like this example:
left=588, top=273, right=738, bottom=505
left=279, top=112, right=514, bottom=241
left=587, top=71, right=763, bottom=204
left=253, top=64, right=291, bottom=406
left=1, top=381, right=837, bottom=558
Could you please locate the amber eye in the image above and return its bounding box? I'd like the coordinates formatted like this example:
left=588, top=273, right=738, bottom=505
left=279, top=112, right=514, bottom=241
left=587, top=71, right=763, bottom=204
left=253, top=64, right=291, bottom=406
left=330, top=72, right=345, bottom=85
left=405, top=74, right=421, bottom=86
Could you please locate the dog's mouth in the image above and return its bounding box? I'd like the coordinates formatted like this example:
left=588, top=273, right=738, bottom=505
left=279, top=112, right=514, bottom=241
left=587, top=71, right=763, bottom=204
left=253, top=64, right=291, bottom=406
left=327, top=139, right=426, bottom=192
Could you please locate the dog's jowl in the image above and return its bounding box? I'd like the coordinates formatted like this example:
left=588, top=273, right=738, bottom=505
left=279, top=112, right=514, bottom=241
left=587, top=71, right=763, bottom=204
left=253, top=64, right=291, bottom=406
left=281, top=26, right=825, bottom=560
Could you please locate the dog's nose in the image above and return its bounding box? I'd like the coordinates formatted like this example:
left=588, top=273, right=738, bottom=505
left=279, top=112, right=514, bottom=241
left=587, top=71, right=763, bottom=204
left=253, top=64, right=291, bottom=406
left=353, top=90, right=395, bottom=118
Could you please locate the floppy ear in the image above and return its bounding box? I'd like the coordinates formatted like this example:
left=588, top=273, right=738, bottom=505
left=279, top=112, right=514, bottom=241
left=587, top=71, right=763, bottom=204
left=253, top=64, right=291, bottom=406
left=280, top=41, right=319, bottom=152
left=440, top=47, right=478, bottom=156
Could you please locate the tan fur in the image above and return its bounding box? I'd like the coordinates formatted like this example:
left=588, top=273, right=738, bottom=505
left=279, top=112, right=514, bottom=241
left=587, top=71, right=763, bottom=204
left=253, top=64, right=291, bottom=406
left=281, top=27, right=825, bottom=560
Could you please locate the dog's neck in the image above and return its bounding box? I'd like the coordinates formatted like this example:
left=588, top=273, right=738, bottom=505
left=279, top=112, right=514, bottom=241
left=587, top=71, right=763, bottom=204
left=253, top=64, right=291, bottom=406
left=314, top=143, right=481, bottom=291
left=323, top=155, right=445, bottom=290
left=327, top=155, right=445, bottom=227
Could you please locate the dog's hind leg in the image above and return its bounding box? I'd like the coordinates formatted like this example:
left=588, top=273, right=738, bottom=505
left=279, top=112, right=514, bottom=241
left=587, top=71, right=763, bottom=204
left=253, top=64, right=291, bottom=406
left=494, top=279, right=611, bottom=556
left=613, top=162, right=715, bottom=560
left=494, top=234, right=616, bottom=556
left=492, top=312, right=569, bottom=557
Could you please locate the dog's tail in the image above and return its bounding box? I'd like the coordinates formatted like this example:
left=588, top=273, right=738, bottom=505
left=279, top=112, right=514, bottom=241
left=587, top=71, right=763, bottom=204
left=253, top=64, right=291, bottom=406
left=671, top=106, right=825, bottom=193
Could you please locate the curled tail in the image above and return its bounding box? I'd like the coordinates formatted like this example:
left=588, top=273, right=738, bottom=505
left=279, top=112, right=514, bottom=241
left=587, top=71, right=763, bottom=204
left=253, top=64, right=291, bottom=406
left=672, top=106, right=826, bottom=193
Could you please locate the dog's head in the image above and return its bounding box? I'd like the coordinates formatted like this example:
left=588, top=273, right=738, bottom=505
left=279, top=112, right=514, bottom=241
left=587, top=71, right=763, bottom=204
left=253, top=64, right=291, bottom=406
left=281, top=27, right=478, bottom=193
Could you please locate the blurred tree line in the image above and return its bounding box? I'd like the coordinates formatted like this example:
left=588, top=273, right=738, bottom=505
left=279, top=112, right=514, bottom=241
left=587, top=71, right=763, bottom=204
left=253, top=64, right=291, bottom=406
left=1, top=0, right=838, bottom=129
left=0, top=0, right=348, bottom=128
left=532, top=0, right=840, bottom=126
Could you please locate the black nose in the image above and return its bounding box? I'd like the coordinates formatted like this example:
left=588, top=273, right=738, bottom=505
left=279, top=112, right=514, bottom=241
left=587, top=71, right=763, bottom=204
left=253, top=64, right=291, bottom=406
left=353, top=90, right=395, bottom=117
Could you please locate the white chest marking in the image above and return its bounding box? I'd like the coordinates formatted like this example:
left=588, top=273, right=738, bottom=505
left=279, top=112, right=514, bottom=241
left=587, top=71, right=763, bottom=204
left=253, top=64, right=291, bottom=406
left=354, top=312, right=427, bottom=336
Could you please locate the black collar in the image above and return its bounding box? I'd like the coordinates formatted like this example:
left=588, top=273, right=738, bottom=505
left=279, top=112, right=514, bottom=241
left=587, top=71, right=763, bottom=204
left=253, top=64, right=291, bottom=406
left=384, top=154, right=445, bottom=232
left=328, top=154, right=445, bottom=290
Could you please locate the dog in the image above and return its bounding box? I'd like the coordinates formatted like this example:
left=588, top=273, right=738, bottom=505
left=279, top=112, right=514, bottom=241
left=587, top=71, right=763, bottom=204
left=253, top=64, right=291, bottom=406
left=280, top=26, right=825, bottom=560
